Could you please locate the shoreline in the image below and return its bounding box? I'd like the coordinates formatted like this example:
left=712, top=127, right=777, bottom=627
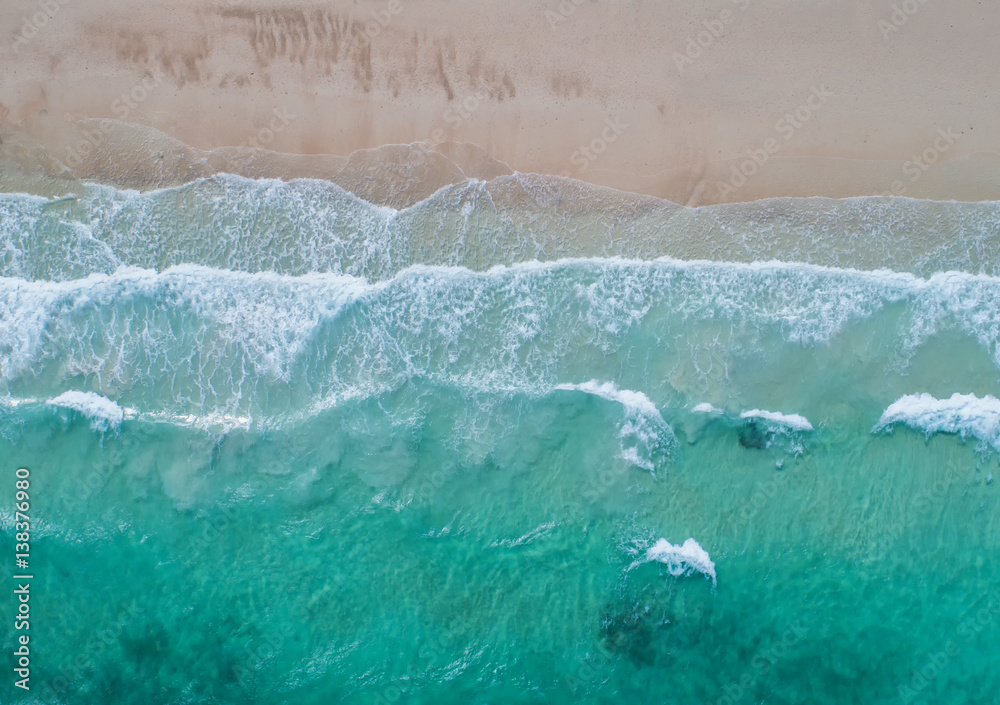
left=3, top=118, right=1000, bottom=207
left=4, top=157, right=1000, bottom=284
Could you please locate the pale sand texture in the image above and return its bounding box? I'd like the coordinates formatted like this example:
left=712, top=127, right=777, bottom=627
left=1, top=0, right=998, bottom=203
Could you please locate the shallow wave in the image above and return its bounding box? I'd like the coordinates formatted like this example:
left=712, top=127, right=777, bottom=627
left=47, top=390, right=124, bottom=431
left=627, top=537, right=717, bottom=585
left=740, top=409, right=814, bottom=432
left=2, top=258, right=1000, bottom=425
left=3, top=394, right=255, bottom=434
left=693, top=403, right=814, bottom=432
left=3, top=175, right=1000, bottom=282
left=874, top=393, right=1000, bottom=453
left=554, top=381, right=675, bottom=472
left=554, top=380, right=660, bottom=418
left=0, top=263, right=369, bottom=381
left=688, top=402, right=814, bottom=454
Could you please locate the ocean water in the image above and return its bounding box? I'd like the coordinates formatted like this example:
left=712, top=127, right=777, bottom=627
left=1, top=175, right=999, bottom=704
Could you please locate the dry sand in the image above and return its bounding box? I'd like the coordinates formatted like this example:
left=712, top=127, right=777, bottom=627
left=1, top=0, right=998, bottom=204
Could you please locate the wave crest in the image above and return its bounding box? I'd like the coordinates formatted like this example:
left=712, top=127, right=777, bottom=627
left=874, top=393, right=1000, bottom=453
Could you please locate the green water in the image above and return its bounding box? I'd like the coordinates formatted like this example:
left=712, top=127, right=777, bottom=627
left=1, top=179, right=999, bottom=704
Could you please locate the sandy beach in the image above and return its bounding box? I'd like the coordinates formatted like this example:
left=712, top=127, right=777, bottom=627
left=2, top=0, right=999, bottom=204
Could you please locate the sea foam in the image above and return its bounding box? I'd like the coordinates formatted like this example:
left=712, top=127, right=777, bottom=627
left=48, top=391, right=125, bottom=431
left=629, top=538, right=717, bottom=585
left=554, top=380, right=660, bottom=418
left=874, top=393, right=1000, bottom=452
left=6, top=177, right=1000, bottom=282
left=740, top=409, right=815, bottom=432
left=4, top=259, right=1000, bottom=429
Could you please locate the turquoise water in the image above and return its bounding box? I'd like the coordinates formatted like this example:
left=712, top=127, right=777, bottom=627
left=2, top=177, right=1000, bottom=704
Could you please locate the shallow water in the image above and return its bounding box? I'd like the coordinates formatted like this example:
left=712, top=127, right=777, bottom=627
left=1, top=178, right=998, bottom=704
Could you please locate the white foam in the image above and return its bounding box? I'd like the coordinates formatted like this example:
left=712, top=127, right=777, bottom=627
left=2, top=396, right=253, bottom=433
left=693, top=403, right=722, bottom=414
left=47, top=391, right=124, bottom=431
left=555, top=380, right=659, bottom=417
left=629, top=538, right=717, bottom=585
left=874, top=393, right=1000, bottom=452
left=740, top=409, right=814, bottom=432
left=554, top=381, right=674, bottom=471
left=489, top=522, right=557, bottom=549
left=3, top=259, right=1000, bottom=430
left=8, top=172, right=1000, bottom=292
left=0, top=264, right=372, bottom=383
left=141, top=410, right=253, bottom=433
left=0, top=396, right=40, bottom=408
